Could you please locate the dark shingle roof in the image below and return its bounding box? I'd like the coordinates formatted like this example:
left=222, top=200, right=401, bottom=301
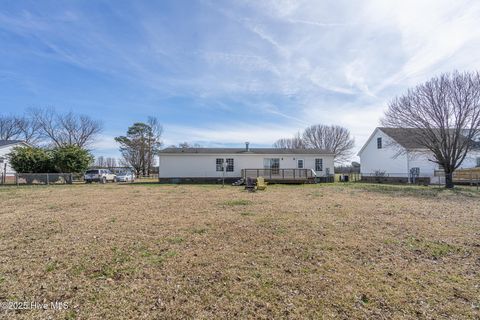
left=159, top=147, right=333, bottom=155
left=378, top=127, right=480, bottom=149
left=0, top=140, right=24, bottom=147
left=378, top=128, right=426, bottom=149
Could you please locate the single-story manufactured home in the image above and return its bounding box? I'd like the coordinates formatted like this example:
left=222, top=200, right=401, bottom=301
left=0, top=140, right=29, bottom=177
left=158, top=144, right=335, bottom=184
left=358, top=127, right=480, bottom=184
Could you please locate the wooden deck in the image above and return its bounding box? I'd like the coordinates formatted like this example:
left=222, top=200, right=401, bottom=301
left=242, top=168, right=316, bottom=184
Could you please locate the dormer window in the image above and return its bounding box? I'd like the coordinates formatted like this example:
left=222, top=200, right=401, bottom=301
left=377, top=137, right=382, bottom=149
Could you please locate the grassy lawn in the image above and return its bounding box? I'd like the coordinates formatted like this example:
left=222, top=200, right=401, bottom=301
left=0, top=183, right=479, bottom=319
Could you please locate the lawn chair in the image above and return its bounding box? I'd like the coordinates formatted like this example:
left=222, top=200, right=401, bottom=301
left=256, top=177, right=267, bottom=190
left=232, top=178, right=245, bottom=186
left=245, top=177, right=256, bottom=192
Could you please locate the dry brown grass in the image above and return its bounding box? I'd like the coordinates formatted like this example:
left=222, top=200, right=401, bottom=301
left=0, top=183, right=479, bottom=319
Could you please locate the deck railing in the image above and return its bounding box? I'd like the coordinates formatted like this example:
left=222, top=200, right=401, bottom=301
left=242, top=168, right=316, bottom=181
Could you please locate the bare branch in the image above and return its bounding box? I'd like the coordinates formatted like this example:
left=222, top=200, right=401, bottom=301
left=0, top=115, right=22, bottom=140
left=31, top=108, right=103, bottom=148
left=302, top=124, right=355, bottom=163
left=381, top=71, right=480, bottom=188
left=273, top=133, right=305, bottom=149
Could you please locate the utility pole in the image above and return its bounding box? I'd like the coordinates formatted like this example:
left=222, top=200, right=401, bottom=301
left=222, top=161, right=225, bottom=187
left=3, top=163, right=6, bottom=185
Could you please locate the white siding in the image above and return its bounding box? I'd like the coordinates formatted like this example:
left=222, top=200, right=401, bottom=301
left=360, top=128, right=480, bottom=183
left=159, top=153, right=334, bottom=178
left=0, top=144, right=22, bottom=176
left=359, top=128, right=408, bottom=175
left=407, top=150, right=480, bottom=183
left=460, top=149, right=480, bottom=169
left=407, top=150, right=480, bottom=175
left=407, top=151, right=440, bottom=181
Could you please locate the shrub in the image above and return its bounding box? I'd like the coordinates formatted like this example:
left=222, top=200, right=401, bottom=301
left=9, top=145, right=93, bottom=173
left=52, top=145, right=93, bottom=173
left=8, top=146, right=55, bottom=173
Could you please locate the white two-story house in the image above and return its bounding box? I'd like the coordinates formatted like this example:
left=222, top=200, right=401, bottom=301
left=358, top=127, right=480, bottom=184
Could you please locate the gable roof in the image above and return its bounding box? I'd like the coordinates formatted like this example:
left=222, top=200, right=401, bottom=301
left=358, top=127, right=480, bottom=156
left=159, top=147, right=333, bottom=155
left=0, top=140, right=25, bottom=148
left=379, top=127, right=480, bottom=149
left=377, top=127, right=426, bottom=149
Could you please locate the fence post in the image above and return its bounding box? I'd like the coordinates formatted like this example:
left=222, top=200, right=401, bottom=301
left=46, top=173, right=49, bottom=185
left=15, top=173, right=18, bottom=186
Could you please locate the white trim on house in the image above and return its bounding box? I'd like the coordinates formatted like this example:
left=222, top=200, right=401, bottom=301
left=357, top=128, right=401, bottom=156
left=0, top=142, right=29, bottom=150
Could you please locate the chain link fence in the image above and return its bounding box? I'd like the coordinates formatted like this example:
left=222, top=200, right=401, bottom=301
left=0, top=173, right=76, bottom=185
left=360, top=173, right=431, bottom=185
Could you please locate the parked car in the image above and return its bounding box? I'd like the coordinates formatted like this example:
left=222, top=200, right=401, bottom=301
left=84, top=169, right=116, bottom=184
left=116, top=171, right=135, bottom=182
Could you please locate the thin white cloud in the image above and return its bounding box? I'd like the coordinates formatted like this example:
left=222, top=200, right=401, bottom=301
left=163, top=123, right=304, bottom=147
left=3, top=0, right=480, bottom=161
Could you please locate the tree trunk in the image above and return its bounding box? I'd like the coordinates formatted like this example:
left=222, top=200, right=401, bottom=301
left=445, top=171, right=454, bottom=189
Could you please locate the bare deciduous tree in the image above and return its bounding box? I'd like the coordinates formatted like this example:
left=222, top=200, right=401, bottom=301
left=382, top=71, right=480, bottom=188
left=16, top=115, right=42, bottom=144
left=273, top=125, right=355, bottom=163
left=145, top=117, right=163, bottom=175
left=175, top=142, right=202, bottom=148
left=0, top=114, right=41, bottom=144
left=94, top=156, right=117, bottom=168
left=302, top=125, right=355, bottom=163
left=105, top=157, right=117, bottom=168
left=273, top=133, right=305, bottom=149
left=95, top=156, right=106, bottom=168
left=0, top=115, right=22, bottom=140
left=32, top=108, right=103, bottom=148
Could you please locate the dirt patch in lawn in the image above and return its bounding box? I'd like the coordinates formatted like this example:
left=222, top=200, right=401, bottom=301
left=0, top=183, right=479, bottom=319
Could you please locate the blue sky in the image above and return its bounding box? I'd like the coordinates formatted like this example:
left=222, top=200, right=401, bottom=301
left=1, top=0, right=480, bottom=160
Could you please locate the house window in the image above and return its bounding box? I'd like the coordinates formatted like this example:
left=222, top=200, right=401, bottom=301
left=297, top=159, right=304, bottom=169
left=216, top=158, right=224, bottom=171
left=226, top=158, right=234, bottom=172
left=377, top=137, right=382, bottom=149
left=477, top=157, right=480, bottom=167
left=315, top=158, right=323, bottom=171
